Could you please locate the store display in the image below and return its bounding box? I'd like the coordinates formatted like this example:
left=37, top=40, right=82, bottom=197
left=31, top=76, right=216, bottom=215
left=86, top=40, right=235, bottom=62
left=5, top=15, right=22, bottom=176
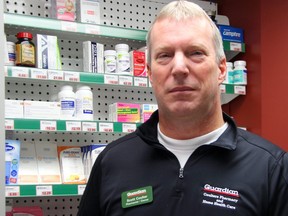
left=15, top=32, right=36, bottom=67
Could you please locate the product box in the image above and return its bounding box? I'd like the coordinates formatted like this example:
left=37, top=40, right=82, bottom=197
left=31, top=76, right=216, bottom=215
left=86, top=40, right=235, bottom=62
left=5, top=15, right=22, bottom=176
left=5, top=99, right=24, bottom=118
left=23, top=101, right=61, bottom=119
left=217, top=25, right=244, bottom=43
left=109, top=102, right=141, bottom=123
left=58, top=146, right=86, bottom=184
left=36, top=34, right=62, bottom=70
left=12, top=206, right=43, bottom=216
left=5, top=140, right=21, bottom=185
left=83, top=41, right=104, bottom=73
left=50, top=0, right=76, bottom=21
left=141, top=104, right=158, bottom=123
left=35, top=142, right=62, bottom=184
left=130, top=50, right=146, bottom=77
left=77, top=0, right=100, bottom=24
left=18, top=141, right=39, bottom=184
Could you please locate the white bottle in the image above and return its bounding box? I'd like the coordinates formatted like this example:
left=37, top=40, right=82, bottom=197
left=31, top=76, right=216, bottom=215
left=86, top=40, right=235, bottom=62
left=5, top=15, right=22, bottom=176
left=76, top=85, right=94, bottom=120
left=58, top=85, right=76, bottom=120
left=233, top=60, right=247, bottom=85
left=115, top=44, right=131, bottom=75
left=223, top=62, right=233, bottom=84
left=6, top=41, right=16, bottom=66
left=104, top=50, right=117, bottom=73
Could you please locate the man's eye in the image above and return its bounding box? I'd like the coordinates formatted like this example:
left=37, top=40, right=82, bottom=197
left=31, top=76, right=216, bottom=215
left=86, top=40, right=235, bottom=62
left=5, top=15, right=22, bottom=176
left=190, top=51, right=203, bottom=56
left=158, top=53, right=170, bottom=58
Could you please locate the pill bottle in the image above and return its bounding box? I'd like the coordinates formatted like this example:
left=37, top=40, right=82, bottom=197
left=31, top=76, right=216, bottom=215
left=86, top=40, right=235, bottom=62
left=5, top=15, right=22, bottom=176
left=58, top=85, right=76, bottom=120
left=76, top=85, right=94, bottom=120
left=223, top=62, right=233, bottom=84
left=6, top=41, right=16, bottom=66
left=115, top=44, right=131, bottom=75
left=104, top=50, right=117, bottom=73
left=233, top=60, right=247, bottom=85
left=15, top=32, right=36, bottom=67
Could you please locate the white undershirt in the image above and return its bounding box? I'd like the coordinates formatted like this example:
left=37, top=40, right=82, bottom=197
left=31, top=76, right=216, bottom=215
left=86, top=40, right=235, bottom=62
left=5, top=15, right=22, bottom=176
left=157, top=122, right=228, bottom=168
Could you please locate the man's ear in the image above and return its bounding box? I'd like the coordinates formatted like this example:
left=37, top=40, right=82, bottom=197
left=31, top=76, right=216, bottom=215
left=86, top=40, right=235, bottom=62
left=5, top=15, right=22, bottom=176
left=147, top=64, right=153, bottom=86
left=218, top=58, right=227, bottom=85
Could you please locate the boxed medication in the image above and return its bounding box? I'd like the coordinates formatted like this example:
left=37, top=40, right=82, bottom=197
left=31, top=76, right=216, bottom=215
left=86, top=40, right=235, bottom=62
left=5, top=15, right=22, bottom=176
left=23, top=100, right=61, bottom=119
left=109, top=102, right=141, bottom=123
left=5, top=99, right=24, bottom=118
left=36, top=34, right=62, bottom=70
left=83, top=41, right=104, bottom=73
left=77, top=0, right=100, bottom=24
left=141, top=104, right=158, bottom=123
left=130, top=50, right=146, bottom=77
left=58, top=146, right=86, bottom=184
left=50, top=0, right=76, bottom=21
left=18, top=141, right=39, bottom=184
left=217, top=25, right=244, bottom=43
left=5, top=140, right=21, bottom=185
left=35, top=142, right=62, bottom=184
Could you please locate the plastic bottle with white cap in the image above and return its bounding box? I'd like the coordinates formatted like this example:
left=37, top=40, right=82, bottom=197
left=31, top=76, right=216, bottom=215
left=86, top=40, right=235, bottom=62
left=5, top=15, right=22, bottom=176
left=58, top=85, right=76, bottom=120
left=75, top=85, right=94, bottom=120
left=115, top=44, right=131, bottom=75
left=233, top=60, right=247, bottom=85
left=104, top=50, right=117, bottom=73
left=223, top=62, right=233, bottom=84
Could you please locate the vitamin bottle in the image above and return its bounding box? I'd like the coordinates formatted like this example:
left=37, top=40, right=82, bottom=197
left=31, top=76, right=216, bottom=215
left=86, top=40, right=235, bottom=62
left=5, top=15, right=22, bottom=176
left=233, top=60, right=247, bottom=85
left=115, top=44, right=131, bottom=75
left=76, top=86, right=94, bottom=120
left=15, top=32, right=35, bottom=67
left=58, top=85, right=76, bottom=120
left=6, top=41, right=16, bottom=66
left=104, top=50, right=117, bottom=73
left=223, top=62, right=234, bottom=84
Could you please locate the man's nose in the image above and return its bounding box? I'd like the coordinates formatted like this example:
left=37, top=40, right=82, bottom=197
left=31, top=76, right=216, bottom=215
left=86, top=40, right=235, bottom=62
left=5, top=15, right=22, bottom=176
left=171, top=52, right=189, bottom=77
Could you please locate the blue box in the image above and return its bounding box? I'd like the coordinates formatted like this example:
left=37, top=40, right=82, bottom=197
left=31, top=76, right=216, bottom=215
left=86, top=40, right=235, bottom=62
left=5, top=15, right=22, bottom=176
left=217, top=25, right=244, bottom=43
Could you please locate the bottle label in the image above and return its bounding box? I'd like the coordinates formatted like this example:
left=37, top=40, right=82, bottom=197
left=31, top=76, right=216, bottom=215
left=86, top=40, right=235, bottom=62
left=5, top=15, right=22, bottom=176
left=105, top=58, right=116, bottom=73
left=16, top=44, right=35, bottom=65
left=117, top=53, right=130, bottom=74
left=233, top=69, right=247, bottom=85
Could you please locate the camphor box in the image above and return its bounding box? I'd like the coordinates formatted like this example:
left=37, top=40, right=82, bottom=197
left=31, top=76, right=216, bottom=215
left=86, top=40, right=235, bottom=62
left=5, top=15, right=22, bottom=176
left=109, top=102, right=141, bottom=123
left=77, top=0, right=100, bottom=24
left=36, top=34, right=62, bottom=70
left=217, top=25, right=244, bottom=43
left=58, top=146, right=86, bottom=184
left=83, top=41, right=104, bottom=73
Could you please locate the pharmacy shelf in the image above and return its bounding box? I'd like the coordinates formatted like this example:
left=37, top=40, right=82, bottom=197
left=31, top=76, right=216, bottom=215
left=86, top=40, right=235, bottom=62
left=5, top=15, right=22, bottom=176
left=223, top=40, right=246, bottom=60
left=5, top=184, right=85, bottom=197
left=5, top=118, right=141, bottom=133
left=4, top=13, right=147, bottom=42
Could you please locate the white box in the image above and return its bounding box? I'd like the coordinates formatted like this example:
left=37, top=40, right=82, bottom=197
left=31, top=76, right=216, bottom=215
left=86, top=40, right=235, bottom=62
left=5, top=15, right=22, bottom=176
left=35, top=142, right=62, bottom=184
left=36, top=34, right=62, bottom=70
left=83, top=41, right=104, bottom=73
left=77, top=0, right=100, bottom=24
left=5, top=99, right=24, bottom=118
left=58, top=146, right=86, bottom=184
left=18, top=141, right=39, bottom=184
left=23, top=101, right=60, bottom=119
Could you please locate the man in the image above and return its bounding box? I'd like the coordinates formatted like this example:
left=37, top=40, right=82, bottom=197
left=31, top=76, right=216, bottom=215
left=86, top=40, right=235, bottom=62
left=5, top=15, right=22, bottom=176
left=78, top=1, right=288, bottom=215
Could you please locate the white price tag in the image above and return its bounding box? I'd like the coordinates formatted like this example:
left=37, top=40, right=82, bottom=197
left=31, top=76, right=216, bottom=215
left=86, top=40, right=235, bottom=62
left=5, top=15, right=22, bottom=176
left=85, top=24, right=100, bottom=34
left=61, top=21, right=77, bottom=32
left=12, top=67, right=29, bottom=78
left=234, top=85, right=246, bottom=95
left=66, top=121, right=82, bottom=131
left=134, top=77, right=148, bottom=87
left=40, top=121, right=57, bottom=131
left=78, top=185, right=86, bottom=195
left=64, top=71, right=80, bottom=82
left=36, top=185, right=53, bottom=196
left=104, top=74, right=119, bottom=85
left=119, top=76, right=133, bottom=86
left=5, top=186, right=20, bottom=197
left=30, top=68, right=48, bottom=79
left=48, top=70, right=64, bottom=80
left=220, top=84, right=226, bottom=93
left=99, top=122, right=114, bottom=132
left=230, top=42, right=242, bottom=51
left=5, top=119, right=14, bottom=130
left=82, top=122, right=97, bottom=132
left=122, top=123, right=137, bottom=133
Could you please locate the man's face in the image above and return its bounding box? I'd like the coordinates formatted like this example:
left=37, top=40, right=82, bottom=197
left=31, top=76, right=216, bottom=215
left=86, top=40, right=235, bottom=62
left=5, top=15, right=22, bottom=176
left=147, top=17, right=226, bottom=119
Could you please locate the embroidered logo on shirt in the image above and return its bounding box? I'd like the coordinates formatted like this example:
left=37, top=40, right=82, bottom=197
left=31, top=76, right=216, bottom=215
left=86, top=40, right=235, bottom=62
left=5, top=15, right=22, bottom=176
left=121, top=186, right=153, bottom=208
left=202, top=184, right=240, bottom=210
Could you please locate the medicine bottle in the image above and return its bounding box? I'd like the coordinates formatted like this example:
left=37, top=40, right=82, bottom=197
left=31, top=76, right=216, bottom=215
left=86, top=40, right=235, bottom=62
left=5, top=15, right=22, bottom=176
left=233, top=60, right=247, bottom=85
left=76, top=86, right=94, bottom=120
left=6, top=42, right=16, bottom=66
left=58, top=85, right=76, bottom=120
left=115, top=44, right=131, bottom=75
left=15, top=32, right=36, bottom=67
left=104, top=50, right=117, bottom=73
left=223, top=62, right=233, bottom=84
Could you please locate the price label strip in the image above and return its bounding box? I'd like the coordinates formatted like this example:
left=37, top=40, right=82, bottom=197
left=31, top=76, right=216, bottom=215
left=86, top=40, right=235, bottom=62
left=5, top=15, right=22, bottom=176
left=40, top=121, right=57, bottom=131
left=66, top=121, right=82, bottom=131
left=5, top=186, right=20, bottom=197
left=99, top=122, right=114, bottom=132
left=36, top=185, right=53, bottom=196
left=82, top=122, right=97, bottom=132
